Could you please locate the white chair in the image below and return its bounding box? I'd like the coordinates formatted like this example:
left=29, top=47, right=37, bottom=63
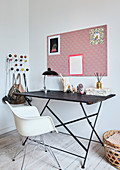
left=5, top=101, right=61, bottom=170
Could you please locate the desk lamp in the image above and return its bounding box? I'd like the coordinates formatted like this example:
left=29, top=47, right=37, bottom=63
left=42, top=68, right=58, bottom=93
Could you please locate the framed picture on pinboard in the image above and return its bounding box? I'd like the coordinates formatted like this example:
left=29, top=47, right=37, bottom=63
left=48, top=35, right=60, bottom=55
left=69, top=54, right=83, bottom=76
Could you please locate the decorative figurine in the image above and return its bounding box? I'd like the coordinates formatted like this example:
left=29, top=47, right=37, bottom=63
left=72, top=85, right=75, bottom=93
left=60, top=73, right=70, bottom=92
left=66, top=85, right=72, bottom=93
left=77, top=83, right=84, bottom=94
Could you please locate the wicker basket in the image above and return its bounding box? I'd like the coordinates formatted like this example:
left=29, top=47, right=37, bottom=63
left=103, top=130, right=120, bottom=169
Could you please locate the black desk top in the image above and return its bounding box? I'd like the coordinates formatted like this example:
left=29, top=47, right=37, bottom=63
left=16, top=90, right=115, bottom=104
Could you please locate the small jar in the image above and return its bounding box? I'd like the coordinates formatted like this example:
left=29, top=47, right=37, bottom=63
left=96, top=81, right=102, bottom=89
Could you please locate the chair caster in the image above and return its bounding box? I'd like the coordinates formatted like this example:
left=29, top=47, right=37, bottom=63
left=12, top=158, right=15, bottom=161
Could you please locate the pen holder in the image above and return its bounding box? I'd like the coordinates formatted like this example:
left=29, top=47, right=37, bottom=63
left=96, top=81, right=102, bottom=89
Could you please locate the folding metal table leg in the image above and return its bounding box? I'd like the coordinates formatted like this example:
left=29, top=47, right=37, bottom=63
left=40, top=99, right=50, bottom=116
left=47, top=105, right=87, bottom=152
left=38, top=99, right=103, bottom=169
left=80, top=102, right=103, bottom=146
left=81, top=102, right=102, bottom=169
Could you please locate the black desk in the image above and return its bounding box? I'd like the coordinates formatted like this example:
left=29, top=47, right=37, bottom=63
left=18, top=91, right=115, bottom=168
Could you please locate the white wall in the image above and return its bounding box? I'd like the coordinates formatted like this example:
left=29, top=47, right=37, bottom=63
left=0, top=0, right=29, bottom=134
left=29, top=0, right=120, bottom=139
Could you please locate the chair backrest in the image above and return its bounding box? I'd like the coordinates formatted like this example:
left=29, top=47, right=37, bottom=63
left=6, top=101, right=14, bottom=112
left=5, top=101, right=57, bottom=137
left=5, top=101, right=39, bottom=117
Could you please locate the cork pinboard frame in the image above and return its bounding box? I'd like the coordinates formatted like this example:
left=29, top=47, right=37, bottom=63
left=47, top=25, right=107, bottom=76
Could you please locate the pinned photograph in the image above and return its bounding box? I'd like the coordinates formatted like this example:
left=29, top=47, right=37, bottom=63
left=48, top=35, right=60, bottom=55
left=69, top=54, right=83, bottom=76
left=90, top=27, right=104, bottom=45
